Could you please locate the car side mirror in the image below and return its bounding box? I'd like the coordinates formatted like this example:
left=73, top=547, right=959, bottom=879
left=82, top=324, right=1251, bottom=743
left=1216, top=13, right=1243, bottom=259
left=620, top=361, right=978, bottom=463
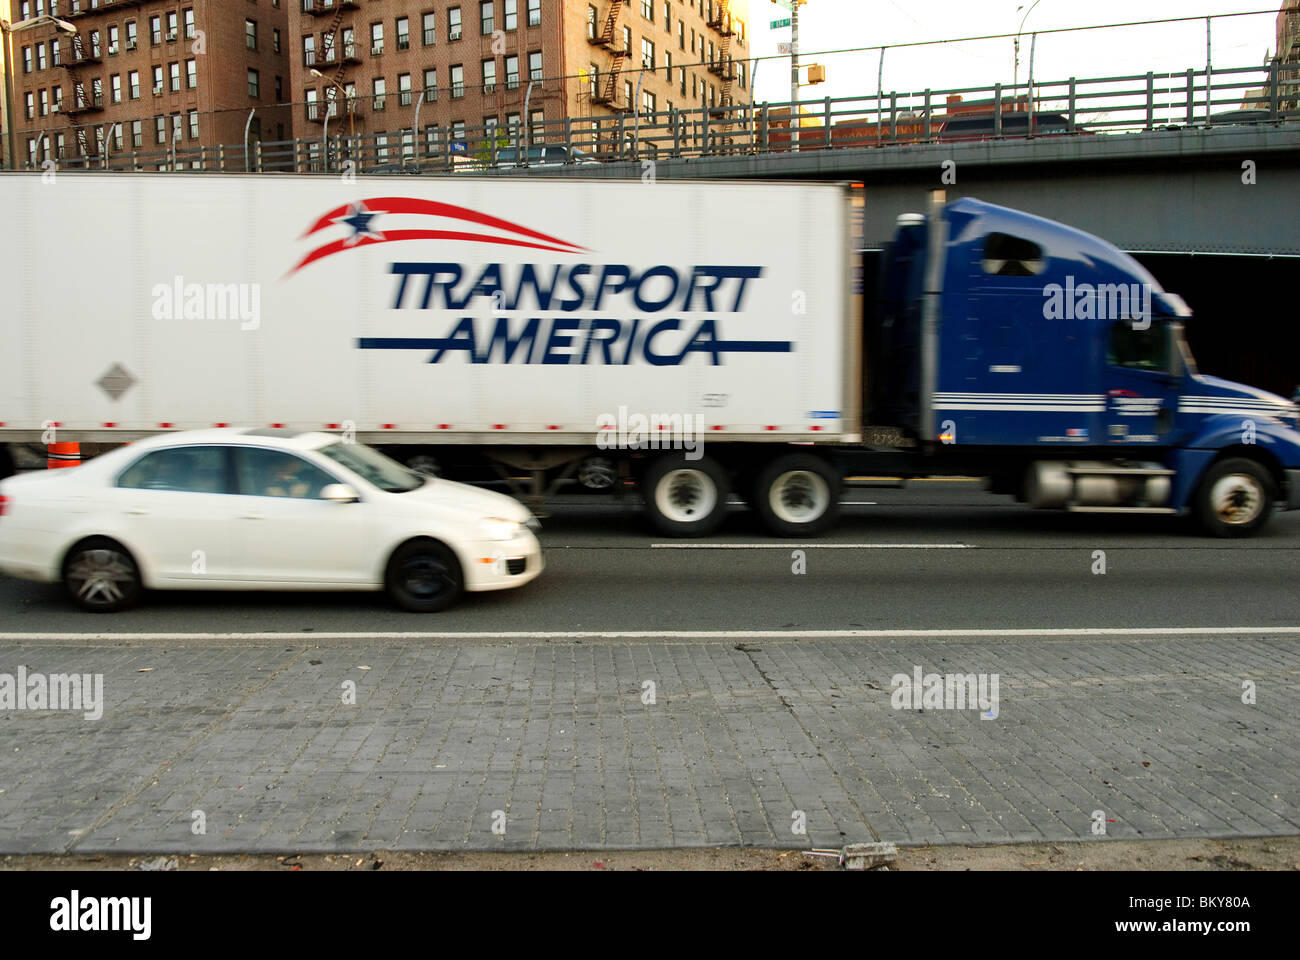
left=320, top=483, right=359, bottom=503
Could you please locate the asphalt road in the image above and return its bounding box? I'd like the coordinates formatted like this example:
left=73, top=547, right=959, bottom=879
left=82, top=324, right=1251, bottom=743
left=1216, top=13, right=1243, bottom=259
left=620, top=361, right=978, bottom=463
left=1, top=482, right=1296, bottom=854
left=2, top=481, right=1298, bottom=634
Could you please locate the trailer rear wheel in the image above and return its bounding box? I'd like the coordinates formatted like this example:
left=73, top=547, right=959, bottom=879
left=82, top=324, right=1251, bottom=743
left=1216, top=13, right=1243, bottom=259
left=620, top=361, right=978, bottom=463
left=753, top=455, right=841, bottom=537
left=642, top=454, right=729, bottom=537
left=1194, top=458, right=1274, bottom=538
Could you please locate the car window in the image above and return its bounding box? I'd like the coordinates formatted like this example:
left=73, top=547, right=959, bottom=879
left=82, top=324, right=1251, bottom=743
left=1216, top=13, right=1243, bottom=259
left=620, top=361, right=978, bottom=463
left=317, top=442, right=424, bottom=493
left=234, top=447, right=339, bottom=499
left=117, top=446, right=231, bottom=494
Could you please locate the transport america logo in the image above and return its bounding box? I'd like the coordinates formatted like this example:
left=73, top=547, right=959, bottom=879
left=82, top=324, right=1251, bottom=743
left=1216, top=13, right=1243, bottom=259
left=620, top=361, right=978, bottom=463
left=290, top=198, right=792, bottom=366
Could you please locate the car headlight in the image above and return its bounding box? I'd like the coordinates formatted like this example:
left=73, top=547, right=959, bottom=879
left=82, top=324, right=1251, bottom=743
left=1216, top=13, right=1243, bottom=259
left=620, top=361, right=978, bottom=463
left=480, top=517, right=523, bottom=541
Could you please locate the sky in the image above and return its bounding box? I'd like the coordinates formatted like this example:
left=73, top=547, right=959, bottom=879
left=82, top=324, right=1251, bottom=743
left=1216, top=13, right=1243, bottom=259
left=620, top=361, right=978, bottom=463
left=749, top=0, right=1286, bottom=107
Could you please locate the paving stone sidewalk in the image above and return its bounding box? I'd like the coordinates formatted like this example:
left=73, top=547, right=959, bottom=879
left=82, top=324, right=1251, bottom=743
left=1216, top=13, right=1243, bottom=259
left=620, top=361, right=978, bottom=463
left=0, top=634, right=1295, bottom=853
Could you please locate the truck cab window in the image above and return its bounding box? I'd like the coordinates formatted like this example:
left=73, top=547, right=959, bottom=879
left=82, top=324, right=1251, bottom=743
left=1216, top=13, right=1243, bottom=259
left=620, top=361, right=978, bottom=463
left=981, top=233, right=1045, bottom=276
left=1108, top=322, right=1169, bottom=372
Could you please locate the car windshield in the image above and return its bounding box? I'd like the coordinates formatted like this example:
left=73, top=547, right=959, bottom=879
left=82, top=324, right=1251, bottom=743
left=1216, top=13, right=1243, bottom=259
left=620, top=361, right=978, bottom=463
left=316, top=442, right=425, bottom=493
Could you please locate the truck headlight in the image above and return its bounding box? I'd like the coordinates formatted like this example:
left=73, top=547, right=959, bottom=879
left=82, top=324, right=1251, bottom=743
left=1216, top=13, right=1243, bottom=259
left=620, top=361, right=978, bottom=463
left=480, top=517, right=522, bottom=541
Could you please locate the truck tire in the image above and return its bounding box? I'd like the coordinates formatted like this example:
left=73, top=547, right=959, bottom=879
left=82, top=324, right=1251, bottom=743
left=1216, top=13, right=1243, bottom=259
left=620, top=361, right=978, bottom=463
left=752, top=454, right=841, bottom=537
left=642, top=453, right=729, bottom=537
left=385, top=538, right=464, bottom=612
left=63, top=537, right=143, bottom=612
left=1193, top=458, right=1274, bottom=538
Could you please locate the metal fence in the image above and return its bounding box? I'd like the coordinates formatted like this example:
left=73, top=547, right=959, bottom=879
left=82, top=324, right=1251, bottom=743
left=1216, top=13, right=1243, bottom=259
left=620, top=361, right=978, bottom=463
left=20, top=60, right=1300, bottom=174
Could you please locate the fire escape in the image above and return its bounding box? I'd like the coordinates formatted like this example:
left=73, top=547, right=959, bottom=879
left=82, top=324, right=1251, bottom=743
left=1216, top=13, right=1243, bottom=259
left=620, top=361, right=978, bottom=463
left=61, top=31, right=104, bottom=159
left=306, top=0, right=362, bottom=127
left=588, top=1, right=629, bottom=110
left=706, top=1, right=737, bottom=146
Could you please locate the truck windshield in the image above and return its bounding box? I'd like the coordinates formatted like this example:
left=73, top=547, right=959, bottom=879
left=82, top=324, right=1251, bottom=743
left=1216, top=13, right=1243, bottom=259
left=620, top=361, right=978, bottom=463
left=317, top=442, right=425, bottom=493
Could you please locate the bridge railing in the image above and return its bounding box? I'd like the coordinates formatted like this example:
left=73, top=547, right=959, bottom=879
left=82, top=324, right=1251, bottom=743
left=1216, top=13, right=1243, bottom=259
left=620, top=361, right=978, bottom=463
left=20, top=60, right=1300, bottom=173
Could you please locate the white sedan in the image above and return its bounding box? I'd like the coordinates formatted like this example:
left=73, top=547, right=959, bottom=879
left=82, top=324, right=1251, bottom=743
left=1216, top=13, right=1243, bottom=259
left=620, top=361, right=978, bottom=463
left=0, top=429, right=543, bottom=612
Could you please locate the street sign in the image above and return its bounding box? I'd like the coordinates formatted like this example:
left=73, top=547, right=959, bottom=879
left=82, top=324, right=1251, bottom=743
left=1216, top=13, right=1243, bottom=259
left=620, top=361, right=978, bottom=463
left=771, top=17, right=791, bottom=28
left=776, top=42, right=793, bottom=54
left=771, top=0, right=794, bottom=10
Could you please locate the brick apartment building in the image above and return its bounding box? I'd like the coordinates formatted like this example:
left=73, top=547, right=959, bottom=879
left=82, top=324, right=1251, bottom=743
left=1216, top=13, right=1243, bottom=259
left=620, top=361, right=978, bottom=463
left=4, top=0, right=290, bottom=167
left=285, top=0, right=752, bottom=160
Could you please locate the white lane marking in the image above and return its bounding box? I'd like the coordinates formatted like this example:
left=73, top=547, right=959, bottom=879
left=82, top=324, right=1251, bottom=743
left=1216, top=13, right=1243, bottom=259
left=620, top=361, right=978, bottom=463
left=650, top=543, right=974, bottom=549
left=2, top=627, right=1296, bottom=642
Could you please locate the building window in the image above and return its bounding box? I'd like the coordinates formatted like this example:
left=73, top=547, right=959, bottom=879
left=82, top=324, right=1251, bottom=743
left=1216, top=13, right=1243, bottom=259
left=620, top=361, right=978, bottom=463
left=51, top=40, right=60, bottom=66
left=188, top=110, right=199, bottom=140
left=398, top=73, right=412, bottom=106
left=169, top=61, right=181, bottom=92
left=165, top=11, right=178, bottom=42
left=482, top=58, right=496, bottom=94
left=624, top=80, right=633, bottom=108
left=642, top=0, right=653, bottom=21
left=126, top=21, right=138, bottom=50
left=504, top=54, right=518, bottom=89
left=372, top=77, right=386, bottom=111
left=110, top=75, right=122, bottom=103
left=396, top=17, right=410, bottom=50
left=150, top=15, right=162, bottom=45
left=183, top=9, right=196, bottom=41
left=302, top=35, right=315, bottom=66
left=677, top=20, right=684, bottom=49
left=155, top=115, right=167, bottom=144
left=588, top=63, right=599, bottom=96
left=152, top=65, right=163, bottom=94
left=246, top=20, right=257, bottom=51
left=587, top=5, right=597, bottom=40
left=664, top=2, right=671, bottom=29
left=423, top=13, right=436, bottom=46
left=528, top=51, right=542, bottom=81
left=737, top=61, right=745, bottom=89
left=481, top=2, right=494, bottom=36
left=641, top=38, right=654, bottom=70
left=22, top=46, right=32, bottom=74
left=128, top=70, right=140, bottom=100
left=528, top=0, right=541, bottom=27
left=248, top=68, right=260, bottom=98
left=451, top=64, right=464, bottom=98
left=370, top=22, right=384, bottom=55
left=186, top=59, right=197, bottom=89
left=423, top=67, right=438, bottom=102
left=449, top=7, right=462, bottom=41
left=90, top=29, right=101, bottom=57
left=530, top=109, right=543, bottom=143
left=131, top=120, right=143, bottom=148
left=274, top=29, right=281, bottom=54
left=504, top=0, right=517, bottom=31
left=305, top=89, right=318, bottom=121
left=622, top=26, right=631, bottom=54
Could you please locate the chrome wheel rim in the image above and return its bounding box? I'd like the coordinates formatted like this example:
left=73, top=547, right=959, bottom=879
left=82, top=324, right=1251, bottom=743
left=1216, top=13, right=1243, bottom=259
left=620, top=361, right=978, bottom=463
left=1210, top=474, right=1265, bottom=525
left=769, top=470, right=831, bottom=524
left=67, top=549, right=135, bottom=605
left=654, top=469, right=718, bottom=523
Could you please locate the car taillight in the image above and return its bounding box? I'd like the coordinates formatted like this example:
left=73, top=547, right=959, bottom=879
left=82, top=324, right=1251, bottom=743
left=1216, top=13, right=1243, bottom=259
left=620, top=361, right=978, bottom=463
left=0, top=495, right=8, bottom=517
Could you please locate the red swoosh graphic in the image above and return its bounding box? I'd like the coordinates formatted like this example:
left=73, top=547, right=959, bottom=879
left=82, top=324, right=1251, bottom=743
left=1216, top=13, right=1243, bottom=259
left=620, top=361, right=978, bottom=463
left=288, top=229, right=586, bottom=276
left=299, top=197, right=587, bottom=252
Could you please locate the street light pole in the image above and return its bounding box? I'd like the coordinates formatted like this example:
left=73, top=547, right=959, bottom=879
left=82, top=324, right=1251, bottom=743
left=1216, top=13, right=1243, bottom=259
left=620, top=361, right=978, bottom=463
left=311, top=68, right=352, bottom=170
left=1, top=15, right=76, bottom=170
left=1013, top=0, right=1043, bottom=96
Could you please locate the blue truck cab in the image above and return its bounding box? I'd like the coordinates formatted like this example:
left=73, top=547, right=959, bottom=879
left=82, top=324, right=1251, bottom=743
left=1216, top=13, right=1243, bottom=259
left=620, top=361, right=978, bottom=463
left=871, top=196, right=1300, bottom=536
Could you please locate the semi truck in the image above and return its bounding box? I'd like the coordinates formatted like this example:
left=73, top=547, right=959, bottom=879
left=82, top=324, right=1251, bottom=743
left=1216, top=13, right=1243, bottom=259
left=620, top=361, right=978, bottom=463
left=2, top=173, right=1298, bottom=538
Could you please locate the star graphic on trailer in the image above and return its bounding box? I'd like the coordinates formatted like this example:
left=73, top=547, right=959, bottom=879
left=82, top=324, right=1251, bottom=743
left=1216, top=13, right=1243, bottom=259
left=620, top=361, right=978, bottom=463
left=334, top=202, right=386, bottom=246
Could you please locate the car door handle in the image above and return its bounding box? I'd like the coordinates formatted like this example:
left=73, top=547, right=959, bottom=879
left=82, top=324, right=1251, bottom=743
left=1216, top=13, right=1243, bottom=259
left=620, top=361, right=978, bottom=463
left=126, top=507, right=151, bottom=515
left=239, top=513, right=266, bottom=520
